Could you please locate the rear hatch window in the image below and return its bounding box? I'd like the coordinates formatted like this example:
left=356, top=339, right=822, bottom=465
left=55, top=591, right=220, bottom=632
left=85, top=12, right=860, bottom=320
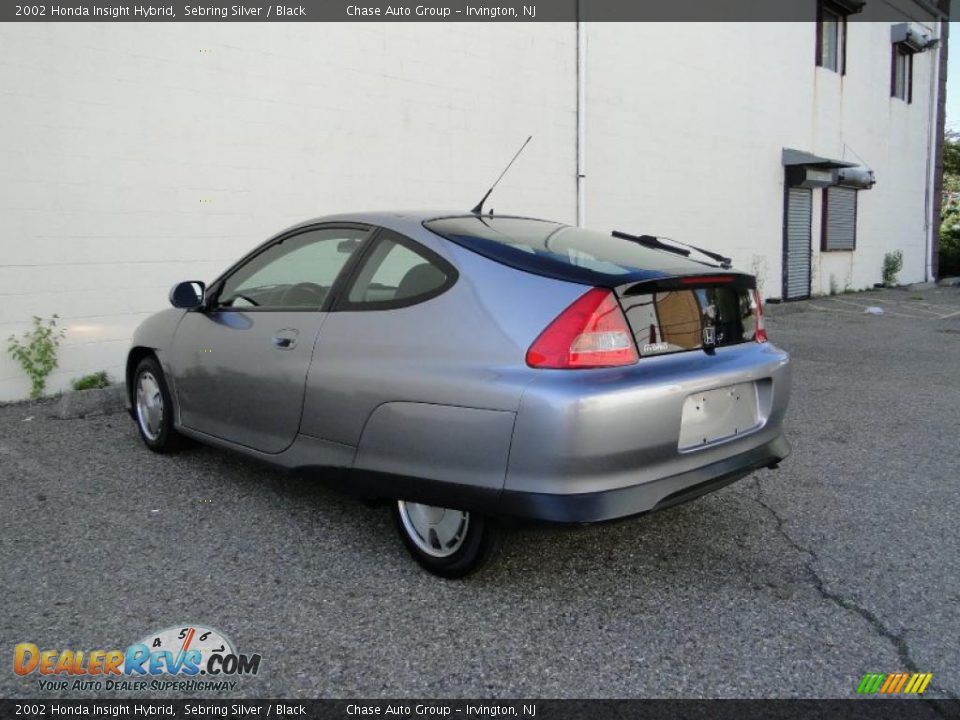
left=618, top=277, right=760, bottom=357
left=424, top=215, right=724, bottom=287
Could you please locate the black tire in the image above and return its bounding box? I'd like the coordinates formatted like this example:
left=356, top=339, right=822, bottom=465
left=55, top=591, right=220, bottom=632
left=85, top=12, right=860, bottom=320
left=131, top=356, right=190, bottom=453
left=391, top=500, right=502, bottom=578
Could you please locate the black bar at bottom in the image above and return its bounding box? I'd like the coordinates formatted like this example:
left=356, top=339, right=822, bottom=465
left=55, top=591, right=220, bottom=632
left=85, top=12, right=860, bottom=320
left=0, top=699, right=955, bottom=720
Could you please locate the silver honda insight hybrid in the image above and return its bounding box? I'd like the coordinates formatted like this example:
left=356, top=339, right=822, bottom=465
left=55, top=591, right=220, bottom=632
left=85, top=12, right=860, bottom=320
left=128, top=211, right=791, bottom=577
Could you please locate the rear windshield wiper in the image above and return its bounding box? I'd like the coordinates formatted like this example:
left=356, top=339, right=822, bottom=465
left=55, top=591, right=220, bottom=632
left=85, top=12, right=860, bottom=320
left=612, top=230, right=732, bottom=269
left=612, top=230, right=689, bottom=257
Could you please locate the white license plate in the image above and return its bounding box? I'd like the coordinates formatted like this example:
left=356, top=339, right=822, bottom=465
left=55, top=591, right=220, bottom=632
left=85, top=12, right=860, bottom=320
left=678, top=382, right=760, bottom=450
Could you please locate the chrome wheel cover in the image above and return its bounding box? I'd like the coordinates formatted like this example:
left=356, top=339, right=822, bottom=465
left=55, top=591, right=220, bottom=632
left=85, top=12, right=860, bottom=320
left=397, top=501, right=470, bottom=558
left=135, top=371, right=164, bottom=442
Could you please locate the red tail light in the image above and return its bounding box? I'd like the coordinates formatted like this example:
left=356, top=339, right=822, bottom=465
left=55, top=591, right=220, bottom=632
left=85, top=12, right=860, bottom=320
left=753, top=289, right=768, bottom=343
left=526, top=288, right=638, bottom=369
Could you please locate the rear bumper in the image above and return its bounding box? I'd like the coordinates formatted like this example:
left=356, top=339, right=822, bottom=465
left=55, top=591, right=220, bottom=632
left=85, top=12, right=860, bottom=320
left=500, top=341, right=792, bottom=521
left=498, top=433, right=790, bottom=523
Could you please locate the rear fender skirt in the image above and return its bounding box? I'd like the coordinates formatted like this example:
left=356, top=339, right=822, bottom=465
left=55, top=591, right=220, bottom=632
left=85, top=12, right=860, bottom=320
left=354, top=402, right=516, bottom=494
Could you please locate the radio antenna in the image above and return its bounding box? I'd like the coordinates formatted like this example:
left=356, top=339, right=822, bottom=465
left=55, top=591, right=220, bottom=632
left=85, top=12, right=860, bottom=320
left=470, top=135, right=532, bottom=215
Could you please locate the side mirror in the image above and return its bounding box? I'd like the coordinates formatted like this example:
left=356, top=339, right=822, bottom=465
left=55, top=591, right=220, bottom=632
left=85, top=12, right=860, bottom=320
left=169, top=281, right=206, bottom=309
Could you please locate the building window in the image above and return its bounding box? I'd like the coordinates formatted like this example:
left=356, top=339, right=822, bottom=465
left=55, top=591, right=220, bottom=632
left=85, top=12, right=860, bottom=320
left=822, top=187, right=857, bottom=251
left=817, top=2, right=847, bottom=73
left=891, top=45, right=913, bottom=102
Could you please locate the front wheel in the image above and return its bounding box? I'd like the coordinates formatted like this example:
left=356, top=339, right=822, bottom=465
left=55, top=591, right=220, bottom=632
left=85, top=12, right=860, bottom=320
left=392, top=500, right=501, bottom=578
left=132, top=356, right=190, bottom=453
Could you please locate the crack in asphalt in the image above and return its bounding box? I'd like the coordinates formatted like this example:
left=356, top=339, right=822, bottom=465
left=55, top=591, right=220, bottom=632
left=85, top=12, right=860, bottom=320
left=750, top=477, right=958, bottom=706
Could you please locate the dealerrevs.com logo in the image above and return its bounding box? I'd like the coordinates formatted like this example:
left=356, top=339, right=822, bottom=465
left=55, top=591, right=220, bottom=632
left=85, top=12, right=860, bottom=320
left=14, top=624, right=261, bottom=692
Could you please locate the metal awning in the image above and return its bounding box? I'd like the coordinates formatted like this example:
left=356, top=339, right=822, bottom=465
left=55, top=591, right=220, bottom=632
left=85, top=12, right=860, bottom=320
left=782, top=148, right=857, bottom=169
left=825, top=0, right=865, bottom=15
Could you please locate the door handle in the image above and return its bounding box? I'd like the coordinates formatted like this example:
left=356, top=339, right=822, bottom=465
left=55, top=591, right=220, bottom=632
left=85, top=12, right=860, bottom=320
left=272, top=329, right=299, bottom=350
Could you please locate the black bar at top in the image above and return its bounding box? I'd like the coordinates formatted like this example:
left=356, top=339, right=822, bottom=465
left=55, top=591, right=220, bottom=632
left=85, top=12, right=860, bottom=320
left=0, top=0, right=951, bottom=23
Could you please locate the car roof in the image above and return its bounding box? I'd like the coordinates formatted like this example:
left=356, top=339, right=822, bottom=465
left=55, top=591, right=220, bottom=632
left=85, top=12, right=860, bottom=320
left=282, top=210, right=742, bottom=288
left=283, top=210, right=489, bottom=235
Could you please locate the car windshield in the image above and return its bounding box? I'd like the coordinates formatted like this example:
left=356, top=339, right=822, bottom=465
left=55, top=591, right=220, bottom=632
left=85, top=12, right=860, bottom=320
left=424, top=216, right=719, bottom=286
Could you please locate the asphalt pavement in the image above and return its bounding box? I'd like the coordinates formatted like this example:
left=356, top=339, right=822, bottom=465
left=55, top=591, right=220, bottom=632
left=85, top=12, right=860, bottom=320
left=1, top=285, right=958, bottom=699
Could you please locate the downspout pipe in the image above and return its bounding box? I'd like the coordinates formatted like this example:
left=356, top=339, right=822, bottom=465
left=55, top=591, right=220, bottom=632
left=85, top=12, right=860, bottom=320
left=576, top=5, right=587, bottom=227
left=928, top=20, right=949, bottom=281
left=923, top=20, right=940, bottom=281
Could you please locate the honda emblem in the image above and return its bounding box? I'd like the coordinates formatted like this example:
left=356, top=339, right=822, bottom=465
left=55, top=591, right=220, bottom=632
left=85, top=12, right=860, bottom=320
left=702, top=325, right=716, bottom=347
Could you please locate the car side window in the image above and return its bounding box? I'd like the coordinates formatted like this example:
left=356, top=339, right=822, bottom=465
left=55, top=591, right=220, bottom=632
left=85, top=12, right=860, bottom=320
left=217, top=227, right=368, bottom=310
left=344, top=231, right=454, bottom=308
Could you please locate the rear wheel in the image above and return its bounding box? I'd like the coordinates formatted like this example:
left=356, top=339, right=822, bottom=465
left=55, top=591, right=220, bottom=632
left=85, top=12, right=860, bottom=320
left=392, top=500, right=501, bottom=578
left=133, top=356, right=190, bottom=453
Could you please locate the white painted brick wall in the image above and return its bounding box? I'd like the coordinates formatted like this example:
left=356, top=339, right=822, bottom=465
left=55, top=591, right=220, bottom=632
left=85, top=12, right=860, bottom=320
left=585, top=20, right=939, bottom=300
left=0, top=22, right=576, bottom=400
left=0, top=18, right=941, bottom=400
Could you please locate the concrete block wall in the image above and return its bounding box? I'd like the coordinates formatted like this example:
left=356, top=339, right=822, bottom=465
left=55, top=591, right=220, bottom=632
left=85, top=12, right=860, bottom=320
left=0, top=23, right=576, bottom=400
left=0, top=17, right=941, bottom=400
left=585, top=19, right=939, bottom=300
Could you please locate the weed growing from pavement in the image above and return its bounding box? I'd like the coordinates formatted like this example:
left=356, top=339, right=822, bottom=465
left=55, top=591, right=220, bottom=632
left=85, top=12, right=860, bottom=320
left=883, top=250, right=904, bottom=287
left=72, top=371, right=111, bottom=391
left=7, top=315, right=66, bottom=399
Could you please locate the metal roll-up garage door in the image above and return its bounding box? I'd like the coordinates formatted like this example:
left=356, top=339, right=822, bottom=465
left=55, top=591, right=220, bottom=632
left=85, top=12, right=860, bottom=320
left=824, top=187, right=857, bottom=250
left=784, top=187, right=812, bottom=300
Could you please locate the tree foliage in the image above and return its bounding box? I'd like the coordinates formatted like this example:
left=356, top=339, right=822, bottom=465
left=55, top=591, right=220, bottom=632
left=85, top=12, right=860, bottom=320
left=941, top=131, right=960, bottom=276
left=944, top=129, right=960, bottom=177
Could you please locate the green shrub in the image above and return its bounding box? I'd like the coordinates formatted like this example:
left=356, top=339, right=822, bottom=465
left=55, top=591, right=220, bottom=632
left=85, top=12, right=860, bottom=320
left=940, top=137, right=960, bottom=276
left=940, top=191, right=960, bottom=277
left=7, top=315, right=66, bottom=399
left=72, top=371, right=110, bottom=392
left=882, top=250, right=904, bottom=286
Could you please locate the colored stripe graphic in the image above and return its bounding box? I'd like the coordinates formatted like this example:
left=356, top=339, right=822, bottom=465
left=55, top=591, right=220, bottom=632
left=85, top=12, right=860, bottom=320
left=880, top=674, right=898, bottom=693
left=857, top=674, right=885, bottom=694
left=890, top=674, right=908, bottom=693
left=858, top=672, right=933, bottom=695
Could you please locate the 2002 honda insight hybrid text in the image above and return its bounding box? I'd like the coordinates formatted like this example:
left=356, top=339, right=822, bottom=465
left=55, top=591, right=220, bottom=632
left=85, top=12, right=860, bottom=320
left=127, top=211, right=791, bottom=577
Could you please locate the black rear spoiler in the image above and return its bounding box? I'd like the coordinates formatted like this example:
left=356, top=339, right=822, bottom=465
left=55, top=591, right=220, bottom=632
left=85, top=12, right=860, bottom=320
left=612, top=230, right=732, bottom=269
